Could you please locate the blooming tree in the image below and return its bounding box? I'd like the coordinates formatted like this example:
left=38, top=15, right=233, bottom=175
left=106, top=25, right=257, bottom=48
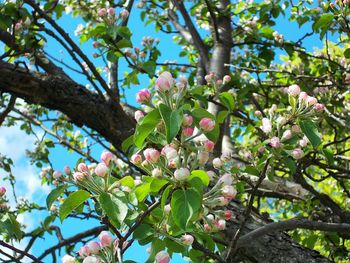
left=0, top=0, right=350, bottom=263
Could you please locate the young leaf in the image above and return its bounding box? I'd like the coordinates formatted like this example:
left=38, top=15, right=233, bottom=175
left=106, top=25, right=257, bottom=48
left=159, top=104, right=183, bottom=143
left=59, top=190, right=90, bottom=222
left=134, top=108, right=161, bottom=148
left=171, top=189, right=202, bottom=230
left=299, top=120, right=321, bottom=148
left=99, top=192, right=128, bottom=228
left=189, top=170, right=210, bottom=187
left=46, top=185, right=66, bottom=210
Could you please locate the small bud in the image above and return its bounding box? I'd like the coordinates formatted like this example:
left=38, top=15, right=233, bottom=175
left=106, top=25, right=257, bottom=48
left=101, top=151, right=114, bottom=165
left=87, top=242, right=100, bottom=255
left=134, top=110, right=144, bottom=122
left=181, top=234, right=194, bottom=246
left=215, top=219, right=226, bottom=230
left=291, top=125, right=301, bottom=133
left=78, top=163, right=89, bottom=174
left=97, top=8, right=107, bottom=16
left=299, top=91, right=308, bottom=101
left=254, top=111, right=262, bottom=118
left=98, top=231, right=114, bottom=247
left=63, top=166, right=71, bottom=174
left=270, top=136, right=281, bottom=148
left=152, top=168, right=162, bottom=178
left=281, top=130, right=293, bottom=141
left=219, top=173, right=232, bottom=185
left=223, top=75, right=231, bottom=84
left=182, top=114, right=193, bottom=127
left=136, top=89, right=152, bottom=104
left=131, top=154, right=142, bottom=165
left=182, top=127, right=194, bottom=137
left=155, top=251, right=170, bottom=263
left=144, top=148, right=160, bottom=163
left=288, top=84, right=300, bottom=97
left=224, top=210, right=233, bottom=220
left=291, top=148, right=304, bottom=160
left=156, top=71, right=174, bottom=92
left=119, top=9, right=129, bottom=19
left=212, top=158, right=223, bottom=169
left=107, top=7, right=115, bottom=15
left=164, top=204, right=171, bottom=214
left=82, top=256, right=100, bottom=263
left=197, top=151, right=209, bottom=165
left=174, top=167, right=190, bottom=181
left=95, top=163, right=109, bottom=177
left=199, top=117, right=215, bottom=132
left=314, top=103, right=325, bottom=112
left=62, top=255, right=76, bottom=263
left=73, top=172, right=86, bottom=181
left=79, top=246, right=90, bottom=257
left=261, top=118, right=272, bottom=133
left=206, top=170, right=216, bottom=180
left=222, top=185, right=237, bottom=199
left=53, top=170, right=62, bottom=179
left=307, top=96, right=318, bottom=106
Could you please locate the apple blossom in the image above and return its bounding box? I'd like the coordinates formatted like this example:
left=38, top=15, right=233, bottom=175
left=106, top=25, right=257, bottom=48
left=299, top=92, right=308, bottom=101
left=314, top=103, right=325, bottom=112
left=144, top=148, right=160, bottom=163
left=307, top=96, right=318, bottom=106
left=152, top=168, right=162, bottom=178
left=98, top=231, right=113, bottom=247
left=223, top=75, right=231, bottom=84
left=87, top=242, right=100, bottom=254
left=222, top=185, right=237, bottom=199
left=276, top=116, right=287, bottom=126
left=63, top=166, right=71, bottom=174
left=156, top=71, right=174, bottom=92
left=213, top=158, right=223, bottom=169
left=174, top=167, right=190, bottom=181
left=206, top=170, right=216, bottom=180
left=107, top=7, right=115, bottom=15
left=181, top=234, right=194, bottom=245
left=215, top=219, right=226, bottom=230
left=0, top=187, right=7, bottom=197
left=261, top=118, right=272, bottom=133
left=97, top=8, right=107, bottom=16
left=95, top=163, right=109, bottom=177
left=182, top=127, right=194, bottom=137
left=203, top=140, right=215, bottom=152
left=134, top=110, right=144, bottom=122
left=79, top=246, right=90, bottom=257
left=282, top=130, right=293, bottom=141
left=270, top=136, right=281, bottom=148
left=53, top=170, right=62, bottom=179
left=131, top=154, right=142, bottom=165
left=119, top=9, right=129, bottom=19
left=155, top=251, right=170, bottom=263
left=136, top=89, right=152, bottom=104
left=62, top=255, right=75, bottom=263
left=182, top=114, right=193, bottom=127
left=199, top=117, right=215, bottom=132
left=291, top=148, right=304, bottom=160
left=164, top=204, right=171, bottom=214
left=73, top=172, right=86, bottom=181
left=219, top=173, right=233, bottom=185
left=83, top=256, right=100, bottom=263
left=197, top=151, right=209, bottom=165
left=78, top=163, right=89, bottom=174
left=288, top=84, right=301, bottom=96
left=101, top=151, right=114, bottom=165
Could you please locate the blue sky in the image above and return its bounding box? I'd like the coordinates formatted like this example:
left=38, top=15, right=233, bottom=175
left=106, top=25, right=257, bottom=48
left=0, top=1, right=340, bottom=262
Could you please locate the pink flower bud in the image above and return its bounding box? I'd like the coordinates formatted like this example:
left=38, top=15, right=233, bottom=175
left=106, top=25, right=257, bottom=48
left=83, top=256, right=100, bottom=263
left=291, top=148, right=304, bottom=160
left=219, top=173, right=232, bottom=185
left=216, top=196, right=229, bottom=206
left=134, top=110, right=144, bottom=123
left=182, top=127, right=194, bottom=137
left=204, top=223, right=211, bottom=232
left=78, top=163, right=89, bottom=174
left=254, top=111, right=262, bottom=118
left=282, top=130, right=293, bottom=141
left=215, top=219, right=226, bottom=230
left=98, top=231, right=114, bottom=247
left=95, top=163, right=109, bottom=177
left=299, top=92, right=308, bottom=101
left=73, top=172, right=86, bottom=181
left=87, top=242, right=100, bottom=255
left=136, top=89, right=152, bottom=104
left=307, top=96, right=317, bottom=106
left=168, top=159, right=178, bottom=169
left=131, top=154, right=142, bottom=165
left=224, top=210, right=233, bottom=220
left=181, top=234, right=194, bottom=245
left=206, top=170, right=216, bottom=180
left=101, top=151, right=114, bottom=165
left=152, top=168, right=162, bottom=178
left=119, top=9, right=129, bottom=19
left=223, top=75, right=231, bottom=84
left=216, top=79, right=223, bottom=85
left=199, top=117, right=215, bottom=132
left=92, top=41, right=99, bottom=48
left=314, top=103, right=325, bottom=112
left=155, top=251, right=170, bottom=263
left=299, top=138, right=308, bottom=147
left=174, top=167, right=190, bottom=181
left=261, top=118, right=272, bottom=133
left=270, top=136, right=281, bottom=148
left=276, top=116, right=287, bottom=126
left=212, top=158, right=223, bottom=169
left=107, top=8, right=115, bottom=15
left=53, top=170, right=62, bottom=179
left=291, top=125, right=301, bottom=133
left=62, top=255, right=75, bottom=263
left=161, top=145, right=178, bottom=160
left=288, top=84, right=300, bottom=97
left=156, top=71, right=174, bottom=92
left=144, top=148, right=160, bottom=163
left=79, top=245, right=90, bottom=257
left=203, top=140, right=215, bottom=152
left=182, top=114, right=193, bottom=127
left=63, top=166, right=71, bottom=174
left=197, top=151, right=209, bottom=165
left=222, top=185, right=237, bottom=199
left=0, top=187, right=6, bottom=197
left=97, top=8, right=107, bottom=16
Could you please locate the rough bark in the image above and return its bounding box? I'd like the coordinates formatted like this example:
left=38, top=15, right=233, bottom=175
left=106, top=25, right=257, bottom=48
left=0, top=61, right=135, bottom=149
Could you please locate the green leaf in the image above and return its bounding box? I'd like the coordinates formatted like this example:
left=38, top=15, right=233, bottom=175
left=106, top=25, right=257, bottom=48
left=116, top=26, right=132, bottom=39
left=344, top=48, right=350, bottom=59
left=134, top=108, right=161, bottom=148
left=142, top=61, right=156, bottom=77
left=171, top=189, right=202, bottom=230
left=299, top=120, right=321, bottom=148
left=133, top=224, right=155, bottom=240
left=122, top=135, right=134, bottom=153
left=135, top=182, right=151, bottom=202
left=159, top=104, right=183, bottom=143
left=312, top=14, right=334, bottom=39
left=46, top=185, right=66, bottom=209
left=119, top=176, right=135, bottom=188
left=99, top=192, right=128, bottom=228
left=59, top=190, right=90, bottom=222
left=107, top=51, right=122, bottom=63
left=219, top=92, right=235, bottom=111
left=191, top=108, right=219, bottom=142
left=150, top=179, right=169, bottom=193
left=189, top=170, right=210, bottom=187
left=0, top=214, right=22, bottom=240
left=116, top=39, right=133, bottom=49
left=161, top=185, right=172, bottom=209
